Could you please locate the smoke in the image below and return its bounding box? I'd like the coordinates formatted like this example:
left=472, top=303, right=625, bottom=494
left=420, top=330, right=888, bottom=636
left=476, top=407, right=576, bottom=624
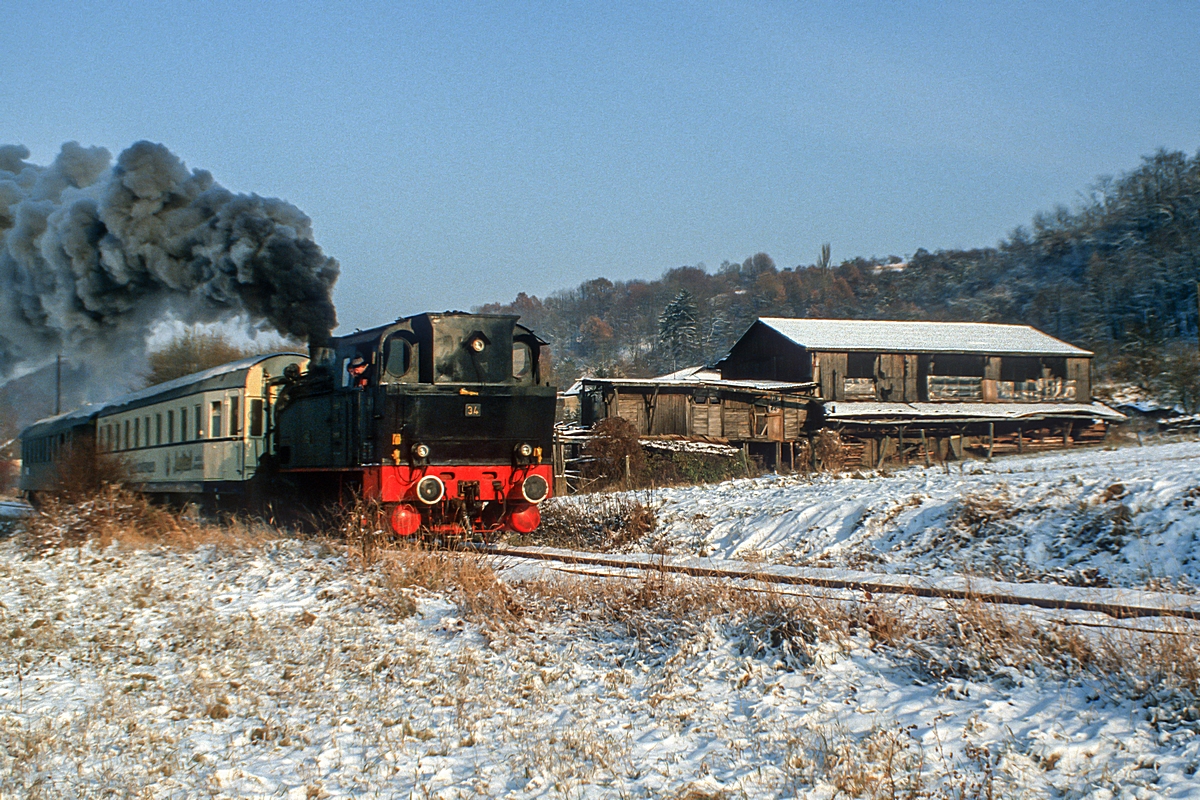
left=0, top=140, right=339, bottom=389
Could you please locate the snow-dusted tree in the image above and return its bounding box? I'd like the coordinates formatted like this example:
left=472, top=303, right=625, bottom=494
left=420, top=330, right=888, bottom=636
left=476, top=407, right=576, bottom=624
left=659, top=290, right=699, bottom=370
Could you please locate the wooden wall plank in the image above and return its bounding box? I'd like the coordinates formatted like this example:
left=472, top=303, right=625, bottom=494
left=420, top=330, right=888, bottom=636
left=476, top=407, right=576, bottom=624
left=1067, top=358, right=1091, bottom=402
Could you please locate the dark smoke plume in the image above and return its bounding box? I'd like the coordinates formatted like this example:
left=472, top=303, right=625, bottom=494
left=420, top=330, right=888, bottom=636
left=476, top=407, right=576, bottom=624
left=0, top=140, right=339, bottom=388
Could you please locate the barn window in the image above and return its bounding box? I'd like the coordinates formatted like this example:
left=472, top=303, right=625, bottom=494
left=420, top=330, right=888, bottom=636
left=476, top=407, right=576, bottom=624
left=846, top=352, right=877, bottom=379
left=929, top=354, right=985, bottom=376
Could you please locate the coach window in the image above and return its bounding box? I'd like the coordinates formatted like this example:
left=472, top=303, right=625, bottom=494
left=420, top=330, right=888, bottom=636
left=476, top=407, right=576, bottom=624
left=210, top=401, right=222, bottom=438
left=134, top=417, right=141, bottom=448
left=167, top=410, right=174, bottom=443
left=194, top=404, right=202, bottom=438
left=229, top=396, right=241, bottom=436
left=180, top=407, right=188, bottom=442
left=124, top=420, right=130, bottom=450
left=144, top=417, right=150, bottom=446
left=156, top=413, right=163, bottom=445
left=249, top=399, right=264, bottom=437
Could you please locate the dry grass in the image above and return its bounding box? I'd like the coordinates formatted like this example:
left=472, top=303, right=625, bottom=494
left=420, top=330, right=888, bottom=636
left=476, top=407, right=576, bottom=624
left=17, top=484, right=280, bottom=555
left=379, top=543, right=524, bottom=626
left=520, top=494, right=658, bottom=550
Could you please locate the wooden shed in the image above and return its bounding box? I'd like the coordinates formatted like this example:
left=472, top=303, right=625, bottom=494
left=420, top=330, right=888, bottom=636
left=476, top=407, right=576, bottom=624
left=572, top=367, right=819, bottom=468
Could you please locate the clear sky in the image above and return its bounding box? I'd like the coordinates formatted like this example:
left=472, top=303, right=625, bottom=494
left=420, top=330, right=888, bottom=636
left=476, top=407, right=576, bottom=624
left=4, top=0, right=1199, bottom=333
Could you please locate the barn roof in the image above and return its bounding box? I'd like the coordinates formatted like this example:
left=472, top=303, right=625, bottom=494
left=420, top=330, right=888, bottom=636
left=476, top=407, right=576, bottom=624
left=756, top=318, right=1092, bottom=357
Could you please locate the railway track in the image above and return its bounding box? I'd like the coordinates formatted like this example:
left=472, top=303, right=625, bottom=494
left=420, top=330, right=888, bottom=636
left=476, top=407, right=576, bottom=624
left=474, top=544, right=1200, bottom=623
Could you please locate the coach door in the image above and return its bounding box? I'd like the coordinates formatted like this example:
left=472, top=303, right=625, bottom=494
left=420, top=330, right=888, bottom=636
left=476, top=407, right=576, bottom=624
left=246, top=394, right=266, bottom=477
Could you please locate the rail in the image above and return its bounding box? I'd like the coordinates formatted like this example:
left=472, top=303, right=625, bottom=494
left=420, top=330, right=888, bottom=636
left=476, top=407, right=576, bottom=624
left=474, top=544, right=1200, bottom=621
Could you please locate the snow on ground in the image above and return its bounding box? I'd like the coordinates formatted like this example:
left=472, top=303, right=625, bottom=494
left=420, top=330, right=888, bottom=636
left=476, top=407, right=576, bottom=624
left=2, top=532, right=1200, bottom=798
left=643, top=440, right=1200, bottom=590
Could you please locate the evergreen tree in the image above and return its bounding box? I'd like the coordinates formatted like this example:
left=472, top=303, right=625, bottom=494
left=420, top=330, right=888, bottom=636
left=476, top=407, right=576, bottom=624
left=658, top=290, right=699, bottom=370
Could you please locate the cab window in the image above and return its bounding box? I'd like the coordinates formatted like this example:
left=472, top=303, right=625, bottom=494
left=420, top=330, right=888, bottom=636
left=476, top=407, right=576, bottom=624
left=383, top=335, right=414, bottom=380
left=513, top=342, right=532, bottom=380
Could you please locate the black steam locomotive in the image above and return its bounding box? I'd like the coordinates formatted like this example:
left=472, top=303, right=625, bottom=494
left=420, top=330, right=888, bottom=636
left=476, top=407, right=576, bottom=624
left=273, top=312, right=557, bottom=535
left=19, top=312, right=557, bottom=536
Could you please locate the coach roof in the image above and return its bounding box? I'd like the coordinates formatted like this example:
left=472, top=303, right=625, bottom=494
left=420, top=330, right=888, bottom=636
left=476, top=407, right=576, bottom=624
left=755, top=318, right=1092, bottom=357
left=20, top=353, right=305, bottom=440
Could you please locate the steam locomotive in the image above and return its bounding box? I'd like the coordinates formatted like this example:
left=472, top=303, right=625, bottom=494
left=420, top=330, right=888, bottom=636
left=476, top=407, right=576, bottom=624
left=18, top=312, right=557, bottom=537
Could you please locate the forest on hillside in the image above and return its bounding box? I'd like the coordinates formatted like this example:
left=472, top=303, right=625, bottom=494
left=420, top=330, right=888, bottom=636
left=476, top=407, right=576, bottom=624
left=480, top=149, right=1200, bottom=404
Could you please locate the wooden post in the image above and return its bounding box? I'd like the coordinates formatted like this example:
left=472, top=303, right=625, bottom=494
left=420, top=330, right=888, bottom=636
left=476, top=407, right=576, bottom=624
left=921, top=429, right=930, bottom=466
left=624, top=454, right=631, bottom=490
left=1017, top=427, right=1023, bottom=455
left=775, top=441, right=782, bottom=473
left=877, top=436, right=889, bottom=470
left=789, top=442, right=795, bottom=472
left=1063, top=421, right=1073, bottom=448
left=553, top=439, right=568, bottom=496
left=899, top=426, right=906, bottom=465
left=987, top=423, right=994, bottom=461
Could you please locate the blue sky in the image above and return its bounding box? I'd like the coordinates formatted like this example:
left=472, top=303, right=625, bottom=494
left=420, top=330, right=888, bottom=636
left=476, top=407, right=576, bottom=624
left=4, top=1, right=1199, bottom=333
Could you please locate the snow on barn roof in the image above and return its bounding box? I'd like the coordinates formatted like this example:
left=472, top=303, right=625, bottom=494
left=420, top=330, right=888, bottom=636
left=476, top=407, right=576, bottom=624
left=757, top=318, right=1092, bottom=357
left=824, top=400, right=1125, bottom=424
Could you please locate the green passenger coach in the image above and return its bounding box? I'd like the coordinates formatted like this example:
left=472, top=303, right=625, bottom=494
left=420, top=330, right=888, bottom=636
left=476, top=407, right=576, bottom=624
left=20, top=352, right=308, bottom=502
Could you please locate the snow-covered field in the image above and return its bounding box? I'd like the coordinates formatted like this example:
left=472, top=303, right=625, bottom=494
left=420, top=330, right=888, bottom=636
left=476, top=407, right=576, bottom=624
left=2, top=440, right=1200, bottom=798
left=646, top=440, right=1200, bottom=590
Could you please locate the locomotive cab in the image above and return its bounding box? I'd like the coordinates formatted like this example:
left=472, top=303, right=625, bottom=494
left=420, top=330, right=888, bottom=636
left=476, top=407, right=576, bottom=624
left=274, top=312, right=556, bottom=537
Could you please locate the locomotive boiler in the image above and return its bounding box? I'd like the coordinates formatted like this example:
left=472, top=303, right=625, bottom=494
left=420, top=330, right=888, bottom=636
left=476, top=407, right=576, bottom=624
left=272, top=312, right=557, bottom=536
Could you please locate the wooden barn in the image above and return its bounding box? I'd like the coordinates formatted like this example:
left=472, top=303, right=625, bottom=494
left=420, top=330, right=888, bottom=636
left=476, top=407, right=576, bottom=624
left=716, top=318, right=1124, bottom=466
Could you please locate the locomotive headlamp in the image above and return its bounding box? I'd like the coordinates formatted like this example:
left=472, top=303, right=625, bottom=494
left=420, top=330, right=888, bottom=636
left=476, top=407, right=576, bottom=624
left=416, top=475, right=445, bottom=504
left=470, top=337, right=486, bottom=352
left=521, top=474, right=549, bottom=504
left=518, top=443, right=533, bottom=457
left=413, top=443, right=430, bottom=459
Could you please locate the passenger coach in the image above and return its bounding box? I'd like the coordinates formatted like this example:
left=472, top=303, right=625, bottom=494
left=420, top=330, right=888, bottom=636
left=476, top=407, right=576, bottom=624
left=20, top=353, right=308, bottom=502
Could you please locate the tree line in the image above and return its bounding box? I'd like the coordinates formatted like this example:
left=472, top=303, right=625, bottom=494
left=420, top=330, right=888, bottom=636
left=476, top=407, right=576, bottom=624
left=478, top=148, right=1200, bottom=407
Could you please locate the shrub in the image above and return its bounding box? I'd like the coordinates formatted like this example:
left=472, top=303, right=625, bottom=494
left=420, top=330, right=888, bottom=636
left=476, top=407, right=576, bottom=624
left=812, top=429, right=846, bottom=474
left=583, top=417, right=645, bottom=488
left=643, top=450, right=748, bottom=486
left=45, top=435, right=130, bottom=499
